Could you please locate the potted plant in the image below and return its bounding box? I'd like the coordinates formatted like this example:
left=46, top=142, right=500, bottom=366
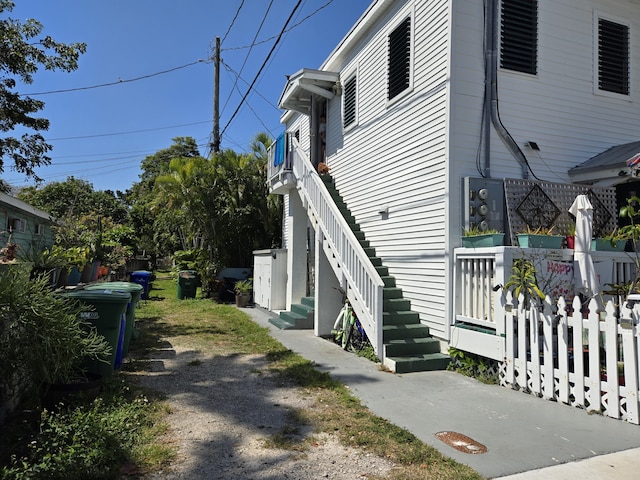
left=234, top=279, right=252, bottom=308
left=516, top=226, right=564, bottom=249
left=461, top=226, right=504, bottom=248
left=591, top=227, right=627, bottom=252
left=0, top=268, right=111, bottom=408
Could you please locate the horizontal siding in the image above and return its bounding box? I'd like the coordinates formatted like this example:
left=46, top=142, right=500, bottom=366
left=323, top=0, right=451, bottom=337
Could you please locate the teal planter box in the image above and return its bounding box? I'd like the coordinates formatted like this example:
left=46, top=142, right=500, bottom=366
left=517, top=234, right=564, bottom=249
left=591, top=238, right=626, bottom=251
left=462, top=233, right=504, bottom=248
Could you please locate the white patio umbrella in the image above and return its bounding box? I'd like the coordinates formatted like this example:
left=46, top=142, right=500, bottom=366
left=568, top=195, right=600, bottom=298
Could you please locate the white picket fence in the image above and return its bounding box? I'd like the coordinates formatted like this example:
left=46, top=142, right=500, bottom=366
left=501, top=293, right=640, bottom=424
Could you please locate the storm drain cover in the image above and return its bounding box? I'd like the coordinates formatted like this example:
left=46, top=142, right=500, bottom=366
left=435, top=431, right=487, bottom=454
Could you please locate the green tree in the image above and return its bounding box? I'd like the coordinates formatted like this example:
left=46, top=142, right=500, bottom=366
left=0, top=1, right=86, bottom=180
left=126, top=137, right=200, bottom=257
left=151, top=133, right=282, bottom=294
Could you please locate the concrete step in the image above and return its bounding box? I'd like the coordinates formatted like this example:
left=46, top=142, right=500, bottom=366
left=381, top=275, right=396, bottom=287
left=363, top=246, right=376, bottom=257
left=384, top=297, right=411, bottom=312
left=278, top=310, right=313, bottom=330
left=369, top=257, right=383, bottom=266
left=383, top=310, right=421, bottom=325
left=382, top=323, right=431, bottom=341
left=384, top=337, right=442, bottom=356
left=375, top=265, right=389, bottom=277
left=301, top=296, right=315, bottom=308
left=291, top=303, right=314, bottom=318
left=383, top=287, right=403, bottom=299
left=384, top=353, right=451, bottom=374
left=268, top=317, right=296, bottom=330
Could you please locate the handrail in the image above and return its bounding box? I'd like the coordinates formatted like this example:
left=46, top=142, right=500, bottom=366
left=290, top=139, right=385, bottom=356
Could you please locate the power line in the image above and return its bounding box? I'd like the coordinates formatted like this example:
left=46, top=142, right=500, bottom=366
left=223, top=0, right=334, bottom=52
left=221, top=0, right=303, bottom=137
left=46, top=120, right=211, bottom=141
left=220, top=0, right=245, bottom=46
left=221, top=60, right=280, bottom=111
left=22, top=59, right=208, bottom=96
left=221, top=0, right=274, bottom=116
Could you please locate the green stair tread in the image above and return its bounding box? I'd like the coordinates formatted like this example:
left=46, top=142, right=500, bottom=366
left=386, top=353, right=451, bottom=374
left=382, top=323, right=430, bottom=341
left=384, top=337, right=441, bottom=356
left=383, top=298, right=411, bottom=311
left=383, top=310, right=421, bottom=325
left=291, top=303, right=314, bottom=316
left=383, top=287, right=403, bottom=299
left=268, top=317, right=296, bottom=330
left=279, top=311, right=306, bottom=322
left=300, top=296, right=315, bottom=308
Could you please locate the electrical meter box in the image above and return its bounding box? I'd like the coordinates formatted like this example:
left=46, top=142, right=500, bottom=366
left=463, top=177, right=506, bottom=236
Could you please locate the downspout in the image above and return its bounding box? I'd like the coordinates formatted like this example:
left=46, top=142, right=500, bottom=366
left=485, top=0, right=529, bottom=179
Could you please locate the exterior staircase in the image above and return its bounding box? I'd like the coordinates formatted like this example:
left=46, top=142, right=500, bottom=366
left=320, top=175, right=450, bottom=373
left=268, top=296, right=314, bottom=330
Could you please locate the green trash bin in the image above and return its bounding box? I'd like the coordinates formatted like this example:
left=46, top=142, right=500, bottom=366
left=85, top=282, right=143, bottom=356
left=61, top=289, right=131, bottom=379
left=177, top=270, right=199, bottom=299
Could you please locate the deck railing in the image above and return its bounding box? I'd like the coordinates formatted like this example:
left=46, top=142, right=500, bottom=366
left=452, top=246, right=637, bottom=360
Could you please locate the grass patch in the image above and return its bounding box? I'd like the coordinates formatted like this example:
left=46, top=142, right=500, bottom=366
left=1, top=273, right=482, bottom=479
left=132, top=276, right=483, bottom=479
left=0, top=378, right=173, bottom=479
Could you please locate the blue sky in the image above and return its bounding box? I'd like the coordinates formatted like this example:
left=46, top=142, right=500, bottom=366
left=2, top=0, right=371, bottom=193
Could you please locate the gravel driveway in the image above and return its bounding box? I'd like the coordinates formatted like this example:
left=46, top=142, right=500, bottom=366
left=126, top=338, right=394, bottom=479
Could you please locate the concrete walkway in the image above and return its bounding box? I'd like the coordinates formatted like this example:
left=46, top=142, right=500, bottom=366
left=245, top=307, right=640, bottom=479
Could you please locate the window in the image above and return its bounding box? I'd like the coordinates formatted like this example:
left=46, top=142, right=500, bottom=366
left=35, top=223, right=45, bottom=236
left=598, top=18, right=629, bottom=95
left=8, top=217, right=26, bottom=233
left=500, top=0, right=538, bottom=75
left=388, top=16, right=411, bottom=100
left=343, top=75, right=357, bottom=128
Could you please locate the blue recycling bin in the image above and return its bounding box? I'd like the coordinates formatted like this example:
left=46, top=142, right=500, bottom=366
left=130, top=270, right=153, bottom=299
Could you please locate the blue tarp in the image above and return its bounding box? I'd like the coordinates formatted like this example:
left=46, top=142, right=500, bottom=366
left=273, top=132, right=285, bottom=166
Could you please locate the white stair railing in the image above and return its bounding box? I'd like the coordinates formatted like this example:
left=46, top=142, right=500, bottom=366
left=291, top=140, right=384, bottom=356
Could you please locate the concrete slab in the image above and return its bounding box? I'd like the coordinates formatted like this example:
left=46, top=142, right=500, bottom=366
left=244, top=306, right=640, bottom=479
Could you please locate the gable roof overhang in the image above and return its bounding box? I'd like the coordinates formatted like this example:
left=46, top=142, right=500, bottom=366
left=0, top=192, right=53, bottom=221
left=278, top=68, right=339, bottom=115
left=568, top=141, right=640, bottom=187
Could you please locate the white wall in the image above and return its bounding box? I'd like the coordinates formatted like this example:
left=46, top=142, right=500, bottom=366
left=320, top=0, right=452, bottom=338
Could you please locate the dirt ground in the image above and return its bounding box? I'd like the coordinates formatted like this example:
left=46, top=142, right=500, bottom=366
left=126, top=339, right=395, bottom=479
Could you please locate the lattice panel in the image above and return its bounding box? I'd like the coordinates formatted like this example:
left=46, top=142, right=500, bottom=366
left=504, top=179, right=617, bottom=245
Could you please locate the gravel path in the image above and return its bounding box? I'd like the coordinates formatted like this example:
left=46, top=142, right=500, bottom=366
left=127, top=339, right=394, bottom=479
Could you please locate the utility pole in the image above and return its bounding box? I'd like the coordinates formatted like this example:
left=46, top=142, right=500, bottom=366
left=212, top=36, right=221, bottom=154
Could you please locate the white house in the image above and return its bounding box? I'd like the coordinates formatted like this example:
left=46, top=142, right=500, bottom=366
left=264, top=0, right=640, bottom=373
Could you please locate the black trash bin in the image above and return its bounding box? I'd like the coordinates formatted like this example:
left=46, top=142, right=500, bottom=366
left=177, top=270, right=199, bottom=299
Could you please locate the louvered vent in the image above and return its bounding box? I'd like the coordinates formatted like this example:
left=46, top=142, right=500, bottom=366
left=388, top=17, right=411, bottom=100
left=598, top=19, right=629, bottom=95
left=343, top=75, right=357, bottom=128
left=500, top=0, right=538, bottom=74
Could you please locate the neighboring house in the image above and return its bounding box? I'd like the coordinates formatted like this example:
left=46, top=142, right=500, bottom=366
left=0, top=192, right=55, bottom=260
left=265, top=0, right=640, bottom=373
